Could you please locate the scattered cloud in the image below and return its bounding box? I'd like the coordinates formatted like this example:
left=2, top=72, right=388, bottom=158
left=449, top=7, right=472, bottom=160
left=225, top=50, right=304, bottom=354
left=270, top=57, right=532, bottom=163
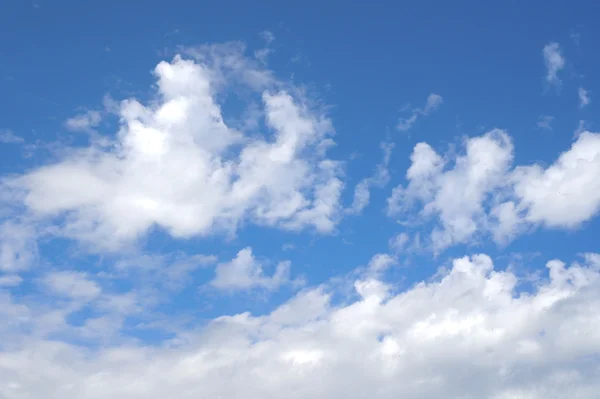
left=388, top=129, right=600, bottom=251
left=2, top=31, right=600, bottom=399
left=543, top=42, right=565, bottom=87
left=0, top=222, right=38, bottom=273
left=0, top=274, right=22, bottom=287
left=388, top=232, right=410, bottom=253
left=211, top=247, right=292, bottom=291
left=259, top=30, right=275, bottom=44
left=254, top=48, right=271, bottom=64
left=537, top=115, right=554, bottom=130
left=347, top=142, right=394, bottom=215
left=570, top=31, right=581, bottom=47
left=41, top=271, right=101, bottom=301
left=579, top=87, right=591, bottom=108
left=397, top=93, right=443, bottom=131
left=64, top=110, right=102, bottom=133
left=281, top=243, right=296, bottom=251
left=255, top=31, right=275, bottom=64
left=367, top=252, right=397, bottom=273
left=0, top=130, right=25, bottom=144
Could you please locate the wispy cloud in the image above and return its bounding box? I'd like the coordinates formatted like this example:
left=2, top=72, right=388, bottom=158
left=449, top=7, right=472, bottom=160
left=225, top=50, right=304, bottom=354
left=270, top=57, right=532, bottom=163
left=579, top=87, right=591, bottom=107
left=543, top=42, right=565, bottom=87
left=0, top=129, right=25, bottom=144
left=255, top=31, right=275, bottom=64
left=347, top=142, right=394, bottom=215
left=259, top=30, right=275, bottom=44
left=397, top=93, right=443, bottom=131
left=537, top=115, right=554, bottom=130
left=64, top=110, right=102, bottom=133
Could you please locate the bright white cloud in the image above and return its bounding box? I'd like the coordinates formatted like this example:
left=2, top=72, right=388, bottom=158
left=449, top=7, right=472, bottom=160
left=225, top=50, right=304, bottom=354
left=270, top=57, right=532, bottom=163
left=389, top=129, right=600, bottom=250
left=543, top=42, right=565, bottom=86
left=397, top=93, right=443, bottom=131
left=579, top=87, right=590, bottom=108
left=5, top=47, right=343, bottom=251
left=211, top=247, right=292, bottom=291
left=389, top=129, right=513, bottom=251
left=509, top=131, right=600, bottom=228
left=1, top=253, right=600, bottom=398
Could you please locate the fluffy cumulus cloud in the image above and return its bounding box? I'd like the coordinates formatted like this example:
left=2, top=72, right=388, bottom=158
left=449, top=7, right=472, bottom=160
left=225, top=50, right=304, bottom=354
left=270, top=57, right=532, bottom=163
left=388, top=129, right=514, bottom=250
left=3, top=45, right=343, bottom=251
left=388, top=129, right=600, bottom=249
left=2, top=253, right=600, bottom=398
left=508, top=132, right=600, bottom=229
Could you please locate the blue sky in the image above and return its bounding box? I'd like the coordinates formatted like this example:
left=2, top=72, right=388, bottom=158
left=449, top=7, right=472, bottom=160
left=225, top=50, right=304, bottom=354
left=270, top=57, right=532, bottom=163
left=1, top=1, right=600, bottom=397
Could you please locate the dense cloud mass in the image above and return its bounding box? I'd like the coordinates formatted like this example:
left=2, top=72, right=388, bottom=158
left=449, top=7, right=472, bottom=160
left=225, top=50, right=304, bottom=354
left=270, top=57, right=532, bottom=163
left=5, top=49, right=342, bottom=251
left=1, top=39, right=600, bottom=399
left=2, top=253, right=600, bottom=398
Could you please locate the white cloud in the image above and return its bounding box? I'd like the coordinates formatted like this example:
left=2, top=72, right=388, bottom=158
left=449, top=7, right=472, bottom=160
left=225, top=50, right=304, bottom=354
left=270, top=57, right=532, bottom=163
left=64, top=110, right=102, bottom=133
left=5, top=48, right=343, bottom=251
left=0, top=130, right=24, bottom=144
left=254, top=31, right=275, bottom=64
left=423, top=93, right=443, bottom=114
left=347, top=142, right=393, bottom=215
left=211, top=247, right=291, bottom=291
left=537, top=115, right=554, bottom=130
left=41, top=271, right=101, bottom=301
left=2, top=37, right=600, bottom=399
left=367, top=253, right=397, bottom=273
left=0, top=274, right=22, bottom=287
left=388, top=129, right=600, bottom=250
left=389, top=129, right=513, bottom=251
left=397, top=93, right=443, bottom=131
left=509, top=131, right=600, bottom=228
left=254, top=48, right=272, bottom=64
left=388, top=232, right=409, bottom=253
left=0, top=222, right=38, bottom=272
left=579, top=87, right=590, bottom=108
left=543, top=42, right=565, bottom=87
left=2, top=253, right=600, bottom=398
